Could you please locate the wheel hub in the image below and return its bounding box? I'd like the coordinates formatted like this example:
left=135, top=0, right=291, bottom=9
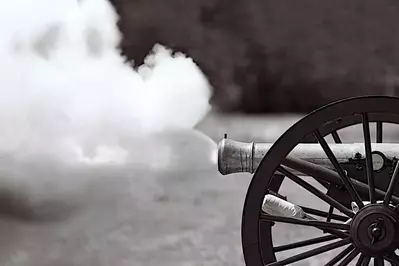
left=350, top=204, right=399, bottom=256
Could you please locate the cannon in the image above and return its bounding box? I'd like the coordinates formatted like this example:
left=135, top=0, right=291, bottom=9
left=217, top=96, right=399, bottom=265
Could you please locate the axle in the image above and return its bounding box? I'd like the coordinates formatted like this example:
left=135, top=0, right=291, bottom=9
left=218, top=138, right=397, bottom=176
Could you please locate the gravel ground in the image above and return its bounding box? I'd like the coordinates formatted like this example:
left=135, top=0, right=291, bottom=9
left=1, top=112, right=398, bottom=266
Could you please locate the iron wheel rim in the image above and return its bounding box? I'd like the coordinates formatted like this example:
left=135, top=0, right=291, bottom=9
left=242, top=95, right=399, bottom=266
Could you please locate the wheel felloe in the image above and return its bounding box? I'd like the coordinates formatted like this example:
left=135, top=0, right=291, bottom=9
left=239, top=96, right=399, bottom=265
left=350, top=204, right=399, bottom=257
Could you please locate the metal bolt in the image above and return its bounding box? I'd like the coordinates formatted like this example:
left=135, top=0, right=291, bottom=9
left=371, top=227, right=382, bottom=238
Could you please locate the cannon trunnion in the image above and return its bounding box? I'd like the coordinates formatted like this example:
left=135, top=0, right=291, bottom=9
left=218, top=96, right=399, bottom=266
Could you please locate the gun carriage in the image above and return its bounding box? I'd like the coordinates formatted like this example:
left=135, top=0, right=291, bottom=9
left=217, top=96, right=399, bottom=265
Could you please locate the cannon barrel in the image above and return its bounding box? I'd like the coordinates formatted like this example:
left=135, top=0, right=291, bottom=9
left=218, top=138, right=399, bottom=176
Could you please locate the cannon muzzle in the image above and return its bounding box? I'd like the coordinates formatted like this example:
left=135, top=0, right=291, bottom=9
left=218, top=138, right=399, bottom=176
left=218, top=138, right=266, bottom=175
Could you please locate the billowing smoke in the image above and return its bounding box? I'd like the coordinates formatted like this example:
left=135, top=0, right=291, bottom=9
left=0, top=0, right=215, bottom=220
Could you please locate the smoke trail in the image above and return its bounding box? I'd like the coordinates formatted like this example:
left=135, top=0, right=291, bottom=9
left=0, top=0, right=215, bottom=220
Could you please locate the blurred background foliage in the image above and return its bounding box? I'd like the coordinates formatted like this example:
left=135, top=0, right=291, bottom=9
left=110, top=0, right=399, bottom=113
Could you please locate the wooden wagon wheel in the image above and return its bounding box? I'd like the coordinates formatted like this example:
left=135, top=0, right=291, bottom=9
left=242, top=96, right=399, bottom=265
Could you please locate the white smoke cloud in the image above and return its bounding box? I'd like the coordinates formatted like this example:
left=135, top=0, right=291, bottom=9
left=0, top=0, right=217, bottom=221
left=0, top=0, right=214, bottom=167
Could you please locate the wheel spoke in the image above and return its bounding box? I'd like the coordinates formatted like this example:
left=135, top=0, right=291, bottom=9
left=325, top=245, right=355, bottom=266
left=277, top=166, right=354, bottom=217
left=376, top=121, right=383, bottom=143
left=337, top=249, right=360, bottom=266
left=374, top=257, right=385, bottom=266
left=358, top=255, right=371, bottom=266
left=265, top=238, right=351, bottom=266
left=331, top=131, right=342, bottom=144
left=385, top=253, right=399, bottom=266
left=300, top=206, right=348, bottom=222
left=356, top=254, right=367, bottom=266
left=384, top=160, right=399, bottom=205
left=260, top=213, right=350, bottom=231
left=328, top=130, right=342, bottom=223
left=282, top=156, right=399, bottom=205
left=362, top=113, right=377, bottom=204
left=326, top=205, right=335, bottom=222
left=267, top=189, right=287, bottom=201
left=273, top=235, right=338, bottom=252
left=236, top=97, right=399, bottom=266
left=314, top=130, right=364, bottom=208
